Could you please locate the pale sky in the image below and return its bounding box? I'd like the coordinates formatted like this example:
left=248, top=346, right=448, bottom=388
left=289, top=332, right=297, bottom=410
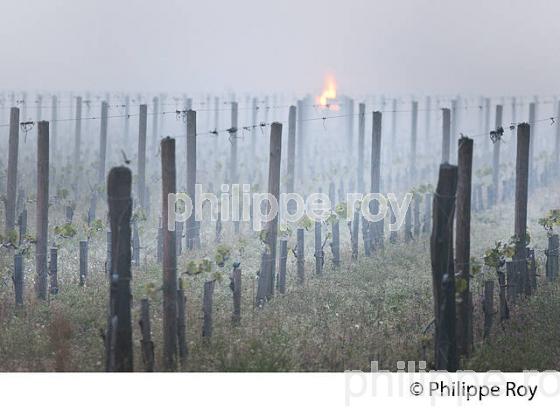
left=1, top=0, right=559, bottom=97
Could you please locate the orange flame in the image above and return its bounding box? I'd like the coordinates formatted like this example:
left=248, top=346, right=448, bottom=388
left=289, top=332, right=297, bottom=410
left=316, top=74, right=339, bottom=110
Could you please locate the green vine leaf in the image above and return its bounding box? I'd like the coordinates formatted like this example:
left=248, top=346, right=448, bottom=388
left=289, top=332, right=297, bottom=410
left=54, top=223, right=77, bottom=239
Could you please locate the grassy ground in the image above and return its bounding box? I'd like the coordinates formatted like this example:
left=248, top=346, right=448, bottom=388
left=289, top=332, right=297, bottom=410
left=1, top=183, right=560, bottom=371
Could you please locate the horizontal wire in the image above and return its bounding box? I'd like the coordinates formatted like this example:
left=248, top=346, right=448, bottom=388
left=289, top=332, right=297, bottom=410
left=1, top=95, right=556, bottom=113
left=1, top=103, right=558, bottom=145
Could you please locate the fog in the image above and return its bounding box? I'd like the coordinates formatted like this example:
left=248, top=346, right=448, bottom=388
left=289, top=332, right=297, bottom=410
left=1, top=0, right=559, bottom=97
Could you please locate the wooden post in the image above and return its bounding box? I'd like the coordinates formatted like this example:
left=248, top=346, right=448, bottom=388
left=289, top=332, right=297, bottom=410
left=20, top=92, right=26, bottom=125
left=422, top=193, right=432, bottom=234
left=83, top=94, right=90, bottom=145
left=476, top=184, right=484, bottom=211
left=175, top=222, right=183, bottom=256
left=124, top=95, right=130, bottom=146
left=256, top=253, right=271, bottom=304
left=213, top=97, right=220, bottom=156
left=296, top=228, right=305, bottom=284
left=98, top=101, right=109, bottom=185
left=506, top=261, right=516, bottom=303
left=215, top=211, right=222, bottom=243
left=73, top=97, right=82, bottom=190
left=256, top=123, right=282, bottom=303
left=409, top=101, right=418, bottom=184
left=477, top=95, right=486, bottom=135
left=528, top=248, right=537, bottom=292
left=14, top=254, right=23, bottom=306
left=405, top=207, right=413, bottom=242
left=546, top=234, right=559, bottom=281
left=455, top=136, right=473, bottom=357
left=5, top=107, right=19, bottom=235
left=331, top=219, right=341, bottom=268
left=286, top=106, right=296, bottom=195
left=50, top=96, right=58, bottom=167
left=139, top=298, right=155, bottom=372
left=79, top=240, right=88, bottom=286
left=351, top=205, right=360, bottom=258
left=357, top=103, right=366, bottom=193
left=450, top=99, right=458, bottom=164
left=389, top=205, right=397, bottom=243
left=65, top=205, right=73, bottom=224
left=514, top=123, right=530, bottom=297
left=346, top=98, right=354, bottom=166
left=202, top=280, right=215, bottom=342
left=391, top=98, right=398, bottom=166
left=213, top=95, right=220, bottom=127
left=35, top=121, right=49, bottom=300
left=230, top=102, right=240, bottom=235
left=413, top=195, right=420, bottom=237
left=49, top=247, right=58, bottom=295
left=106, top=166, right=133, bottom=372
left=484, top=185, right=491, bottom=213
left=16, top=188, right=27, bottom=218
left=229, top=102, right=238, bottom=183
left=296, top=100, right=305, bottom=182
left=88, top=101, right=109, bottom=221
left=231, top=263, right=242, bottom=324
left=528, top=102, right=535, bottom=187
left=362, top=214, right=371, bottom=256
left=177, top=279, right=188, bottom=364
left=278, top=240, right=288, bottom=293
left=510, top=97, right=517, bottom=161
left=18, top=207, right=27, bottom=246
left=483, top=98, right=491, bottom=162
left=138, top=104, right=147, bottom=208
left=186, top=110, right=199, bottom=249
left=369, top=111, right=383, bottom=252
left=430, top=163, right=458, bottom=372
left=152, top=97, right=159, bottom=153
left=483, top=280, right=494, bottom=339
left=498, top=266, right=510, bottom=321
left=161, top=138, right=177, bottom=369
left=472, top=184, right=479, bottom=213
left=87, top=194, right=97, bottom=225
left=441, top=108, right=451, bottom=163
left=491, top=105, right=503, bottom=206
left=161, top=137, right=177, bottom=370
left=251, top=98, right=258, bottom=157
left=314, top=221, right=323, bottom=275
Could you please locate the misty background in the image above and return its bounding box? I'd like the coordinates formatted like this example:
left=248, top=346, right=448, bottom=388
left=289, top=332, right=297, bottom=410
left=0, top=0, right=559, bottom=97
